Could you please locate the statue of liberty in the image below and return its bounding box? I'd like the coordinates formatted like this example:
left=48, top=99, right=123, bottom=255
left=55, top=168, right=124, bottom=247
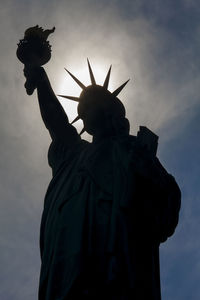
left=17, top=26, right=181, bottom=300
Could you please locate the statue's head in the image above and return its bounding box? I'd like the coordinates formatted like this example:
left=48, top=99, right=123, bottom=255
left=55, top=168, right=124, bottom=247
left=58, top=60, right=129, bottom=136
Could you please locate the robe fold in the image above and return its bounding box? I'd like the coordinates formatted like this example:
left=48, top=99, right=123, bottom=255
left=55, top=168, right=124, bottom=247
left=39, top=133, right=181, bottom=300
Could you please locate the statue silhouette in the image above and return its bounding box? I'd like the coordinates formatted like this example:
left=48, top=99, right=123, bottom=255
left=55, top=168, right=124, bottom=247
left=18, top=27, right=181, bottom=300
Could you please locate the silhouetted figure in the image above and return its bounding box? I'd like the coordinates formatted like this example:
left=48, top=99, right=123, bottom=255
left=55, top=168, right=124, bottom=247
left=18, top=26, right=181, bottom=300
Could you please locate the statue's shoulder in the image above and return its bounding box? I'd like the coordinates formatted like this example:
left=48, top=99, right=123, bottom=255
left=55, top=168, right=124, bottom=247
left=123, top=127, right=159, bottom=160
left=48, top=138, right=90, bottom=172
left=114, top=134, right=139, bottom=157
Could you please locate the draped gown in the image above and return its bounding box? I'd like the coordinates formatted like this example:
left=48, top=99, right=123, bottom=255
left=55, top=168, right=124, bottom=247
left=36, top=70, right=181, bottom=300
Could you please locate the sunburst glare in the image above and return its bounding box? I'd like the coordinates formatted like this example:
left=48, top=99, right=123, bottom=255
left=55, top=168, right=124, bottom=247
left=57, top=61, right=115, bottom=126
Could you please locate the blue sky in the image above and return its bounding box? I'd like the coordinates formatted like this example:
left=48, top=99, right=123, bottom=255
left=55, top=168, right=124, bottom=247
left=0, top=0, right=199, bottom=299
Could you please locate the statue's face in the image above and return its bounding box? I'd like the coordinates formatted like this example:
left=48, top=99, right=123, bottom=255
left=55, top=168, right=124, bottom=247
left=79, top=102, right=106, bottom=135
left=77, top=86, right=110, bottom=135
left=77, top=85, right=126, bottom=136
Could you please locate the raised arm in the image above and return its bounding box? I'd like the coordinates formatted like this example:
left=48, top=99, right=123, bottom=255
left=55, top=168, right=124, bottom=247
left=23, top=66, right=80, bottom=144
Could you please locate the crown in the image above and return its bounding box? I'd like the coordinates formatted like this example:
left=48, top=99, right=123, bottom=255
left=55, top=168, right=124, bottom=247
left=58, top=59, right=129, bottom=135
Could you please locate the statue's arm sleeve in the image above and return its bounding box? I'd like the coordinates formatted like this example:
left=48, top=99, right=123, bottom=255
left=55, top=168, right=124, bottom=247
left=34, top=67, right=80, bottom=144
left=149, top=157, right=181, bottom=243
left=130, top=140, right=181, bottom=243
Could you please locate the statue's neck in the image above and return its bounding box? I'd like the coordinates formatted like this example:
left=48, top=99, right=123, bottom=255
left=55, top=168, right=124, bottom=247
left=92, top=128, right=129, bottom=144
left=91, top=117, right=130, bottom=144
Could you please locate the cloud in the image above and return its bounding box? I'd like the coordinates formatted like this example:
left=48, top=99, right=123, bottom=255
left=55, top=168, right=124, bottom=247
left=0, top=0, right=199, bottom=299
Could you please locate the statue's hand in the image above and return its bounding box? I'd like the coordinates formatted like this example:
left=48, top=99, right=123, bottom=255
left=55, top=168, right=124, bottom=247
left=23, top=66, right=41, bottom=95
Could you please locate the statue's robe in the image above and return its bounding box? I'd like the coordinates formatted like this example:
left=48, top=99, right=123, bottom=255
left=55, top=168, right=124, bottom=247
left=38, top=131, right=181, bottom=300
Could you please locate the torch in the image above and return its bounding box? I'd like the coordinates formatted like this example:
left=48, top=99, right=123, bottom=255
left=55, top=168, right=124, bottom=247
left=16, top=25, right=55, bottom=95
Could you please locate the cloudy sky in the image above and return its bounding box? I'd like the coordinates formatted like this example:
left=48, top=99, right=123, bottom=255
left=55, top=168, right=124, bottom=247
left=0, top=0, right=199, bottom=299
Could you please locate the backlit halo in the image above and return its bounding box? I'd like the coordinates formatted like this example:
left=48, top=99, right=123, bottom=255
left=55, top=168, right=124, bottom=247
left=58, top=59, right=130, bottom=135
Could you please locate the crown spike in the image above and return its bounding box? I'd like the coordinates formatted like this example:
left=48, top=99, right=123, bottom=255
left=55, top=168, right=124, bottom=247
left=71, top=115, right=80, bottom=124
left=79, top=128, right=86, bottom=135
left=103, top=65, right=112, bottom=89
left=112, top=79, right=130, bottom=97
left=87, top=58, right=96, bottom=85
left=57, top=95, right=80, bottom=102
left=65, top=68, right=86, bottom=90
